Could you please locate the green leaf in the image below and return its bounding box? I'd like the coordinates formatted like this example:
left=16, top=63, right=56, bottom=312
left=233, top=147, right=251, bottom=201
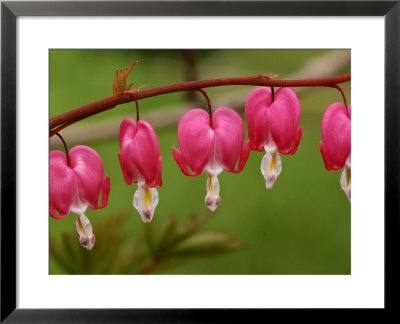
left=144, top=222, right=157, bottom=256
left=166, top=232, right=247, bottom=259
left=154, top=212, right=214, bottom=257
left=157, top=216, right=178, bottom=248
left=49, top=235, right=80, bottom=274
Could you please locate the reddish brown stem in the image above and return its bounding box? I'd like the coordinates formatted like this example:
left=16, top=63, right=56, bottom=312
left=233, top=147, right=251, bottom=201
left=333, top=84, right=348, bottom=109
left=54, top=133, right=71, bottom=167
left=49, top=73, right=351, bottom=135
left=271, top=86, right=275, bottom=103
left=133, top=96, right=140, bottom=121
left=196, top=89, right=213, bottom=125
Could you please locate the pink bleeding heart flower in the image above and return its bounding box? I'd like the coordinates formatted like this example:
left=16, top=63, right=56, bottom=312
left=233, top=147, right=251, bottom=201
left=320, top=103, right=351, bottom=202
left=50, top=145, right=110, bottom=250
left=119, top=118, right=162, bottom=223
left=245, top=87, right=303, bottom=189
left=172, top=107, right=250, bottom=211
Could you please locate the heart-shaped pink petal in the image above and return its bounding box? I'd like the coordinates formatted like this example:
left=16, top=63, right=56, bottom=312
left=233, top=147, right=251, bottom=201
left=320, top=103, right=351, bottom=170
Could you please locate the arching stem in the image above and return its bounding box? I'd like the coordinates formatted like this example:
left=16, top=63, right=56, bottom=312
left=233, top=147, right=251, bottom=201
left=271, top=86, right=275, bottom=103
left=333, top=84, right=348, bottom=109
left=49, top=73, right=351, bottom=134
left=49, top=105, right=115, bottom=137
left=133, top=96, right=140, bottom=121
left=54, top=133, right=71, bottom=167
left=196, top=89, right=213, bottom=125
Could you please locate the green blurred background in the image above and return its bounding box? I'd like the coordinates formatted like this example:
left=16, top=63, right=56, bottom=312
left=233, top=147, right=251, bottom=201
left=49, top=49, right=351, bottom=275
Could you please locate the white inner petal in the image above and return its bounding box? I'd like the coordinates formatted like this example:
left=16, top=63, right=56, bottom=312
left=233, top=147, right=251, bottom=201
left=133, top=183, right=159, bottom=223
left=340, top=155, right=351, bottom=202
left=204, top=139, right=224, bottom=177
left=205, top=175, right=220, bottom=212
left=261, top=143, right=282, bottom=189
left=204, top=158, right=223, bottom=177
left=70, top=203, right=88, bottom=215
left=69, top=176, right=88, bottom=215
left=76, top=213, right=95, bottom=251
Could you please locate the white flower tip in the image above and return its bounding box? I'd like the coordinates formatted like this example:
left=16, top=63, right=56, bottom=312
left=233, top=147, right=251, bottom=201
left=261, top=147, right=282, bottom=190
left=141, top=209, right=153, bottom=223
left=205, top=195, right=220, bottom=212
left=133, top=185, right=159, bottom=223
left=340, top=166, right=351, bottom=203
left=76, top=214, right=95, bottom=250
left=265, top=174, right=276, bottom=189
left=205, top=175, right=220, bottom=212
left=80, top=234, right=95, bottom=251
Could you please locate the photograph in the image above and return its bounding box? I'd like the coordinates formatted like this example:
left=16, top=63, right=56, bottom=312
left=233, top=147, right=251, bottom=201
left=2, top=0, right=398, bottom=319
left=49, top=49, right=351, bottom=275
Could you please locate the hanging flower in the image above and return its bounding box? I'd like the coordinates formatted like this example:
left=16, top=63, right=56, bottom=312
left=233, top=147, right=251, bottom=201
left=320, top=103, right=351, bottom=201
left=245, top=87, right=303, bottom=188
left=118, top=118, right=162, bottom=223
left=172, top=107, right=250, bottom=211
left=50, top=145, right=110, bottom=250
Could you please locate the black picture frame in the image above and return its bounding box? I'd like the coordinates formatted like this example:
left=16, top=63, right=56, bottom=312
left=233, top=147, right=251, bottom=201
left=1, top=0, right=399, bottom=322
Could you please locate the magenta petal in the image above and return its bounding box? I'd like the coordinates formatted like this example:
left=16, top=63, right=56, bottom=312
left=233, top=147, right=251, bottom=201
left=172, top=147, right=201, bottom=177
left=320, top=103, right=351, bottom=170
left=287, top=126, right=303, bottom=155
left=213, top=107, right=246, bottom=172
left=49, top=150, right=76, bottom=219
left=92, top=174, right=110, bottom=209
left=119, top=118, right=136, bottom=149
left=319, top=141, right=334, bottom=170
left=70, top=146, right=107, bottom=210
left=267, top=87, right=302, bottom=153
left=130, top=120, right=162, bottom=188
left=119, top=118, right=162, bottom=187
left=118, top=147, right=141, bottom=185
left=230, top=140, right=250, bottom=173
left=176, top=109, right=214, bottom=175
left=118, top=151, right=139, bottom=185
left=156, top=156, right=163, bottom=186
left=245, top=87, right=271, bottom=151
left=49, top=201, right=68, bottom=219
left=119, top=119, right=141, bottom=184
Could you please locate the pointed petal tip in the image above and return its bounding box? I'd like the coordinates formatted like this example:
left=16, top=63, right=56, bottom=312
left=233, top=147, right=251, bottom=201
left=99, top=174, right=111, bottom=208
left=172, top=146, right=200, bottom=177
left=261, top=147, right=282, bottom=189
left=340, top=167, right=351, bottom=203
left=287, top=126, right=303, bottom=155
left=133, top=186, right=159, bottom=223
left=76, top=214, right=95, bottom=250
left=49, top=204, right=69, bottom=219
left=319, top=141, right=335, bottom=170
left=79, top=234, right=95, bottom=251
left=206, top=205, right=218, bottom=212
left=230, top=140, right=251, bottom=173
left=265, top=174, right=276, bottom=189
left=204, top=175, right=220, bottom=211
left=140, top=210, right=153, bottom=223
left=205, top=195, right=220, bottom=212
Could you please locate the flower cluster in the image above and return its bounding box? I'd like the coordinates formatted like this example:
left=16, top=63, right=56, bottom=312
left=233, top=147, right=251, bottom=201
left=50, top=86, right=351, bottom=250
